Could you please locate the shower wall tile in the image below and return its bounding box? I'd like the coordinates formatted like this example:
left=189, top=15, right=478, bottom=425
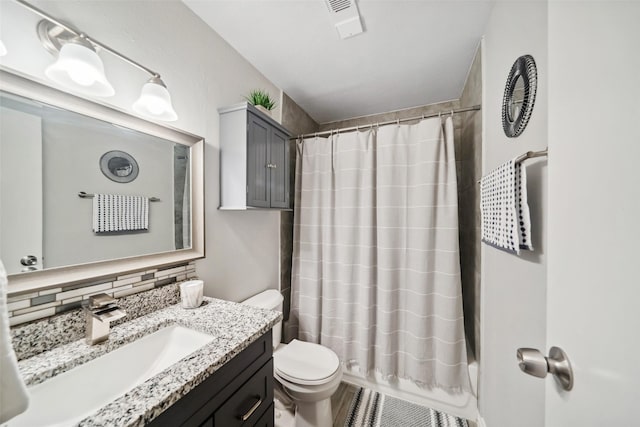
left=280, top=93, right=319, bottom=332
left=7, top=261, right=196, bottom=327
left=459, top=46, right=483, bottom=360
left=318, top=100, right=461, bottom=133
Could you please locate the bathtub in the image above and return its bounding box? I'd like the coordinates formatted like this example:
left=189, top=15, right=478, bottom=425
left=341, top=342, right=478, bottom=422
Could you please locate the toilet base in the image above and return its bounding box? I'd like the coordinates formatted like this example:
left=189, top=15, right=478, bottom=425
left=294, top=398, right=332, bottom=427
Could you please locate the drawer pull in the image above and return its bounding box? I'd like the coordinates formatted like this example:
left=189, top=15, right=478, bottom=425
left=240, top=397, right=262, bottom=421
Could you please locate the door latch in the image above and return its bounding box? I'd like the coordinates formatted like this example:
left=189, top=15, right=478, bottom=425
left=516, top=346, right=574, bottom=390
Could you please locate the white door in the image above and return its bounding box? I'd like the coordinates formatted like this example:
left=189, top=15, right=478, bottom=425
left=0, top=105, right=43, bottom=274
left=546, top=1, right=640, bottom=425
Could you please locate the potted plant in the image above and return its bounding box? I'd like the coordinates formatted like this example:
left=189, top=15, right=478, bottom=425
left=245, top=89, right=277, bottom=116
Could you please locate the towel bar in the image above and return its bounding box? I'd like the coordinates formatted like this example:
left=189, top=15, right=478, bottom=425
left=78, top=191, right=160, bottom=202
left=478, top=148, right=548, bottom=184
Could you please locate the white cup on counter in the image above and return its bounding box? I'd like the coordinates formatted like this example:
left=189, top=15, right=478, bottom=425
left=179, top=280, right=203, bottom=309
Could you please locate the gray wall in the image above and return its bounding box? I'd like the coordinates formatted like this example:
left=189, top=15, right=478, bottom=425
left=42, top=113, right=175, bottom=268
left=458, top=46, right=482, bottom=359
left=479, top=1, right=548, bottom=426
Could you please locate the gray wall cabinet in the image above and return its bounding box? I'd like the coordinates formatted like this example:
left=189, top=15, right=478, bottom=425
left=219, top=102, right=291, bottom=210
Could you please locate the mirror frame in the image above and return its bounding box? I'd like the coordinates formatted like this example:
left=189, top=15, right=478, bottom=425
left=501, top=54, right=537, bottom=138
left=0, top=69, right=205, bottom=295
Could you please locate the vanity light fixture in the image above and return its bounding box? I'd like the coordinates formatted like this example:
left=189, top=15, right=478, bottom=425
left=0, top=40, right=7, bottom=57
left=44, top=35, right=115, bottom=97
left=133, top=76, right=178, bottom=122
left=13, top=0, right=178, bottom=121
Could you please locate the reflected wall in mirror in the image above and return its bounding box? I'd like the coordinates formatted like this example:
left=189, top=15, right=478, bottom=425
left=0, top=70, right=204, bottom=293
left=501, top=54, right=537, bottom=138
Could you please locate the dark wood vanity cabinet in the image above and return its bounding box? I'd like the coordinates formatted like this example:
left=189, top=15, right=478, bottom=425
left=148, top=331, right=274, bottom=427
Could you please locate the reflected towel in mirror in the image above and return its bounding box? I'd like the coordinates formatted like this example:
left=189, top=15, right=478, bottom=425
left=92, top=194, right=149, bottom=233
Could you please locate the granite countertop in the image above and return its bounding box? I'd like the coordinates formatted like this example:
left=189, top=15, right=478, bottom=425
left=16, top=297, right=281, bottom=427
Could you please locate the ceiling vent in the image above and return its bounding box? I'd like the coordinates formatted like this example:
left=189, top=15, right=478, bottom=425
left=325, top=0, right=364, bottom=40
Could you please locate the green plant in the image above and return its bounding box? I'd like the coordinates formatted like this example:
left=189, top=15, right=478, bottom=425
left=245, top=89, right=277, bottom=111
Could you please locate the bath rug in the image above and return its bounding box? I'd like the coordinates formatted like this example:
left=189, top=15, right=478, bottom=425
left=344, top=387, right=469, bottom=427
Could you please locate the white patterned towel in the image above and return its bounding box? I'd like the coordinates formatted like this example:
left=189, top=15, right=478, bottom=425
left=480, top=159, right=532, bottom=254
left=92, top=194, right=149, bottom=233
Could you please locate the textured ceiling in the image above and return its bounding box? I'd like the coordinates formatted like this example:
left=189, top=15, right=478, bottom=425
left=184, top=0, right=493, bottom=123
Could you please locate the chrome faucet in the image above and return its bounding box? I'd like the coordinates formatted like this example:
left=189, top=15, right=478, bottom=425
left=84, top=293, right=126, bottom=345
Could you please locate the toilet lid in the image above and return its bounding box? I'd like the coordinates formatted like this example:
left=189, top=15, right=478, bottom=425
left=274, top=340, right=340, bottom=385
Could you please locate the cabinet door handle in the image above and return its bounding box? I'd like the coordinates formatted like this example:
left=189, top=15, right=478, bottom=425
left=266, top=163, right=277, bottom=169
left=239, top=397, right=262, bottom=421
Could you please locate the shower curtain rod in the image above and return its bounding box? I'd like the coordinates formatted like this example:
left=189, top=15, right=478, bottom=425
left=292, top=104, right=481, bottom=140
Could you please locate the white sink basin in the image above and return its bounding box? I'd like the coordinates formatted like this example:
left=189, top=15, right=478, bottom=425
left=9, top=325, right=214, bottom=427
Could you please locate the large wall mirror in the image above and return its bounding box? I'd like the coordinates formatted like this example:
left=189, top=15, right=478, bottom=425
left=0, top=70, right=204, bottom=294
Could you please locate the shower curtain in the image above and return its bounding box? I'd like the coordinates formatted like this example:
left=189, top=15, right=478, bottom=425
left=289, top=116, right=470, bottom=392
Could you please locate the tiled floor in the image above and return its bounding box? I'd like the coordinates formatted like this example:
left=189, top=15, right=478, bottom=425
left=331, top=382, right=358, bottom=427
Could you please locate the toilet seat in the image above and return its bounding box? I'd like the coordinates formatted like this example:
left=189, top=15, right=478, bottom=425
left=274, top=340, right=340, bottom=386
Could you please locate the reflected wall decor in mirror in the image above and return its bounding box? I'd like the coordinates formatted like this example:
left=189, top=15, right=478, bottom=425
left=100, top=150, right=139, bottom=183
left=502, top=54, right=537, bottom=138
left=0, top=70, right=204, bottom=294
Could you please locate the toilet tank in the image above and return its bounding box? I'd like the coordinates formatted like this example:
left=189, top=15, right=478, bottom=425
left=241, top=290, right=283, bottom=349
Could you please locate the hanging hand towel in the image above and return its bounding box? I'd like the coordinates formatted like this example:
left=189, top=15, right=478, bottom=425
left=480, top=159, right=533, bottom=254
left=0, top=260, right=30, bottom=423
left=92, top=194, right=149, bottom=233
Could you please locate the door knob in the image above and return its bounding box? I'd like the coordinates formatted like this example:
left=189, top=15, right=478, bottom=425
left=20, top=255, right=38, bottom=266
left=516, top=346, right=574, bottom=390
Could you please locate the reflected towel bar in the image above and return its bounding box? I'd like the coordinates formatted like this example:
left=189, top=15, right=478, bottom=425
left=78, top=191, right=160, bottom=202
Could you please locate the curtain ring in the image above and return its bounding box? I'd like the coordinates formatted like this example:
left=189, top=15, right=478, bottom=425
left=396, top=118, right=400, bottom=126
left=450, top=110, right=454, bottom=117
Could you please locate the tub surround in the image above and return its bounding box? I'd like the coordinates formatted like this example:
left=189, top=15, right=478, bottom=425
left=15, top=296, right=281, bottom=426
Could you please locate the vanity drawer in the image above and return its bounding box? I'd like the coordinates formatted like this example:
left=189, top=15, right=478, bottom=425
left=213, top=359, right=273, bottom=426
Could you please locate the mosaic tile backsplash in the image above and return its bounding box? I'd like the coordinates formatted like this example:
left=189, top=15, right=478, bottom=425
left=7, top=261, right=197, bottom=328
left=10, top=267, right=197, bottom=361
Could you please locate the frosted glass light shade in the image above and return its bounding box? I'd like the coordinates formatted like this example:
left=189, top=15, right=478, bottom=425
left=0, top=40, right=7, bottom=57
left=132, top=78, right=178, bottom=122
left=45, top=41, right=114, bottom=97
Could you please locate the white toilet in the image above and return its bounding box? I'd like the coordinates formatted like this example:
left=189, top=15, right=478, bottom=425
left=242, top=290, right=342, bottom=427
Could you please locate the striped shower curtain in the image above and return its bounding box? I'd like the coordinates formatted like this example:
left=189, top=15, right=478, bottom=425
left=289, top=116, right=470, bottom=392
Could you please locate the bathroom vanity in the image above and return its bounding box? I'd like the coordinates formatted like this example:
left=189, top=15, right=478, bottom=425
left=148, top=331, right=274, bottom=426
left=13, top=297, right=280, bottom=426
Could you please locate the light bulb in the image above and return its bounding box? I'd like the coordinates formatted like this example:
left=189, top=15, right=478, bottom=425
left=133, top=76, right=178, bottom=122
left=67, top=62, right=98, bottom=86
left=44, top=38, right=114, bottom=97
